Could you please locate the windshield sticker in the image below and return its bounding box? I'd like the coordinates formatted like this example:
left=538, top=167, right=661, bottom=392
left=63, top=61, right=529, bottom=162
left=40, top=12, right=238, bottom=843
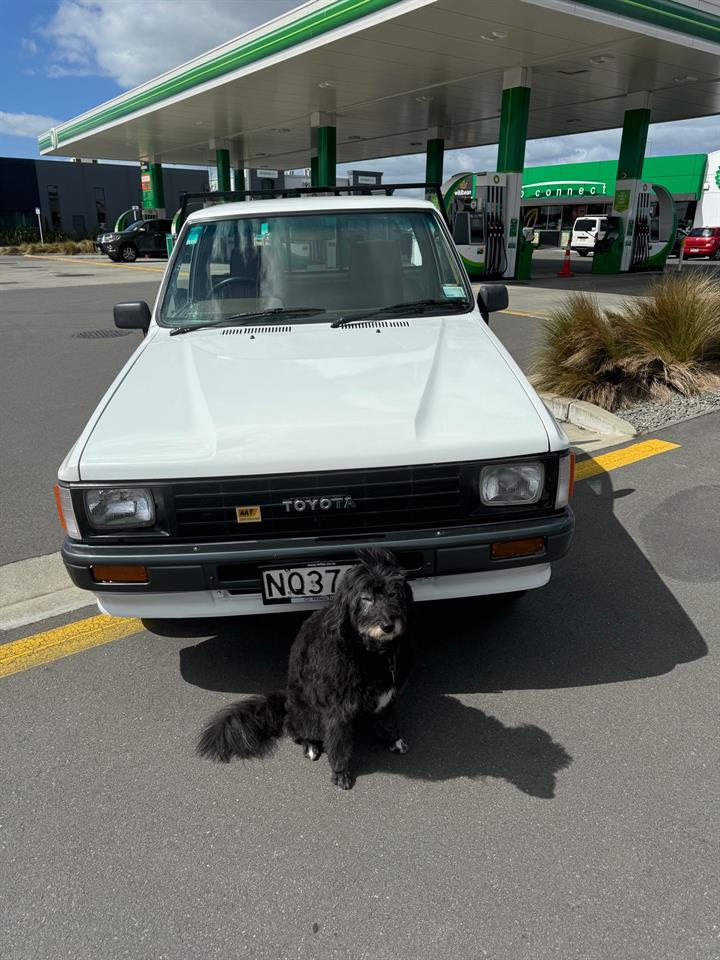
left=186, top=225, right=202, bottom=245
left=443, top=284, right=466, bottom=299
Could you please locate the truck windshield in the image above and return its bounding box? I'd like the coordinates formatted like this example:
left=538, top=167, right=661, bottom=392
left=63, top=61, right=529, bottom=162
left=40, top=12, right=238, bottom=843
left=158, top=209, right=471, bottom=328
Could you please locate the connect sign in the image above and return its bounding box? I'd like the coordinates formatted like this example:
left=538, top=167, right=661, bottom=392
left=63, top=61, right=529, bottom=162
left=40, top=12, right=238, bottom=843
left=521, top=180, right=608, bottom=200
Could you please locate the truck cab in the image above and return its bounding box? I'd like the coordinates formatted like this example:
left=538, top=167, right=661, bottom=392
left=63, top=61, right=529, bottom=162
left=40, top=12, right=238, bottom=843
left=55, top=194, right=574, bottom=617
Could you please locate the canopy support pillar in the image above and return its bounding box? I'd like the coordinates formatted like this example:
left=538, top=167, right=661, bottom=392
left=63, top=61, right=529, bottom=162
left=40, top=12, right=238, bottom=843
left=497, top=67, right=532, bottom=279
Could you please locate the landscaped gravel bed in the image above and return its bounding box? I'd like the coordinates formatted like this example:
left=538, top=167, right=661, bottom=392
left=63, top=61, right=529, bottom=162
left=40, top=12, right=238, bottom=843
left=616, top=392, right=720, bottom=433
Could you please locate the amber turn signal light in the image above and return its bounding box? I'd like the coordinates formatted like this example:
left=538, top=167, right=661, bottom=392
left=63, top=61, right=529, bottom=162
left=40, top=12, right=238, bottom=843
left=91, top=565, right=149, bottom=584
left=54, top=483, right=67, bottom=531
left=490, top=537, right=545, bottom=560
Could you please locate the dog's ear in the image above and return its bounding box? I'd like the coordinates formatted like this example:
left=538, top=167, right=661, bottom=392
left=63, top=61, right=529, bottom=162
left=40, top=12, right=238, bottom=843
left=404, top=580, right=414, bottom=609
left=403, top=581, right=414, bottom=624
left=324, top=568, right=354, bottom=635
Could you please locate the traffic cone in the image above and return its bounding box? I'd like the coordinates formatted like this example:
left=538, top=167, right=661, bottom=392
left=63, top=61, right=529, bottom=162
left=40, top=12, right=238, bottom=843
left=557, top=247, right=574, bottom=278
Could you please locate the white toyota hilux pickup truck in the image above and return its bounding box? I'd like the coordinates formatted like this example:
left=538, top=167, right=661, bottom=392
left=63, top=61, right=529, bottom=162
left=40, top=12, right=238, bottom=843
left=55, top=195, right=574, bottom=617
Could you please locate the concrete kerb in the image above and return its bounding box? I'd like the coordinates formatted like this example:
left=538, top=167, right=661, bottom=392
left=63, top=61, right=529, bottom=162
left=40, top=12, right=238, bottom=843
left=0, top=553, right=90, bottom=631
left=540, top=392, right=637, bottom=437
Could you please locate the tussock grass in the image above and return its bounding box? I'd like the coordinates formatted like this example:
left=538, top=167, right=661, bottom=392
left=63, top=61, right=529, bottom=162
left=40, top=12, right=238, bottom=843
left=0, top=239, right=97, bottom=256
left=532, top=273, right=720, bottom=411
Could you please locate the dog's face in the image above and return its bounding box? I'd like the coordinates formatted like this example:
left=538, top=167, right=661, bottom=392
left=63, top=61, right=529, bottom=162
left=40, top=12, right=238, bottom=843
left=339, top=548, right=410, bottom=648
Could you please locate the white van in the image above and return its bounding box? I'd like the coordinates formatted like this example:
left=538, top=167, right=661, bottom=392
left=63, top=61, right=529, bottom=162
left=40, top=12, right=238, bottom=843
left=570, top=216, right=608, bottom=256
left=54, top=195, right=574, bottom=618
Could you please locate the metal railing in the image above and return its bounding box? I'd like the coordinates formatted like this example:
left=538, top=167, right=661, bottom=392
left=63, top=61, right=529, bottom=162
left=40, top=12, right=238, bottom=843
left=175, top=183, right=448, bottom=234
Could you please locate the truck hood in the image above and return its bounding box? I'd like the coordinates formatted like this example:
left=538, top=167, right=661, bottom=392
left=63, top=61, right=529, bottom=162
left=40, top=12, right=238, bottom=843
left=78, top=317, right=551, bottom=480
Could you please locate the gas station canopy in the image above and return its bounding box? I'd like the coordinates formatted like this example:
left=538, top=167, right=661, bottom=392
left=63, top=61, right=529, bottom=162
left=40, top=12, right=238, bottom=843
left=39, top=0, right=720, bottom=169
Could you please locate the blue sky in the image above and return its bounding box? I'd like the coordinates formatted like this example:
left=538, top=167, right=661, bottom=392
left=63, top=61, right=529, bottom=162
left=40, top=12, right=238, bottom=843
left=0, top=0, right=119, bottom=156
left=2, top=0, right=720, bottom=179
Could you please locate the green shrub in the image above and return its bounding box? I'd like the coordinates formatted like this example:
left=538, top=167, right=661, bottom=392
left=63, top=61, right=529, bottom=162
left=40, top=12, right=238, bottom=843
left=532, top=274, right=720, bottom=410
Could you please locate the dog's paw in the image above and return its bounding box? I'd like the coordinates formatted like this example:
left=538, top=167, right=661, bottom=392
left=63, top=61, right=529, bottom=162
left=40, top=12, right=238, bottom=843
left=390, top=738, right=409, bottom=754
left=304, top=743, right=321, bottom=761
left=331, top=770, right=356, bottom=790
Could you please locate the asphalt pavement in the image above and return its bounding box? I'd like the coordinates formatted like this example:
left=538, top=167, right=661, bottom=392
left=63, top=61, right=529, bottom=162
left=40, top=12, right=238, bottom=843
left=0, top=260, right=160, bottom=563
left=1, top=414, right=718, bottom=959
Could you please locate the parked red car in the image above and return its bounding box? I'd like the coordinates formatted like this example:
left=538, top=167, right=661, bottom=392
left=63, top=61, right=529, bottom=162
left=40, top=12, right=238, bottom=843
left=683, top=226, right=720, bottom=259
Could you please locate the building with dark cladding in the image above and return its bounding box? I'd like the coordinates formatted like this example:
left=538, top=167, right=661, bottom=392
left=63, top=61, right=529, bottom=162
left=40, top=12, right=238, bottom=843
left=0, top=157, right=209, bottom=237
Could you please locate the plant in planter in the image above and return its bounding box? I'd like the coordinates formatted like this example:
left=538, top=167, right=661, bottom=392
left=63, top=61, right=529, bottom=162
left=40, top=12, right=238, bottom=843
left=532, top=274, right=720, bottom=411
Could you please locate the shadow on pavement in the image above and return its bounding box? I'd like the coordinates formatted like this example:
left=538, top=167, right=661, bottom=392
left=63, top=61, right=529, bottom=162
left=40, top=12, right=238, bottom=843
left=149, top=468, right=706, bottom=796
left=353, top=696, right=572, bottom=798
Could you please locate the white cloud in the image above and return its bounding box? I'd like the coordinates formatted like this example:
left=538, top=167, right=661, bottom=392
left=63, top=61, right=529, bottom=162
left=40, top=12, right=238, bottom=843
left=21, top=37, right=39, bottom=56
left=0, top=111, right=60, bottom=138
left=40, top=0, right=299, bottom=88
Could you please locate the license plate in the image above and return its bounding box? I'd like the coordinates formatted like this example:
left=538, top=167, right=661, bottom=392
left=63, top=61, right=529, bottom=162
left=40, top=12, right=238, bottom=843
left=260, top=563, right=355, bottom=605
left=690, top=248, right=700, bottom=253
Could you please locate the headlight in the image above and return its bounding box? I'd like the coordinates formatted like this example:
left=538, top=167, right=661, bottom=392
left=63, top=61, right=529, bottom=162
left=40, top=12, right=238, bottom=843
left=479, top=462, right=544, bottom=506
left=85, top=488, right=155, bottom=529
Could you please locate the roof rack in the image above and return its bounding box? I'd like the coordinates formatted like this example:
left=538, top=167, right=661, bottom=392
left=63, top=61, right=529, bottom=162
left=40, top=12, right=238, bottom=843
left=175, top=183, right=448, bottom=234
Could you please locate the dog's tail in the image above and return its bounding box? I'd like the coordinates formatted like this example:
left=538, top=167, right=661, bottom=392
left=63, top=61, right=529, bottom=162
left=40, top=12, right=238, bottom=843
left=196, top=691, right=287, bottom=762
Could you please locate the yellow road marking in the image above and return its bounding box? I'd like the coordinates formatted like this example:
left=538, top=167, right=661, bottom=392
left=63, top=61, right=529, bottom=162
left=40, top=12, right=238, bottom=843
left=499, top=308, right=550, bottom=320
left=575, top=438, right=680, bottom=481
left=0, top=614, right=142, bottom=679
left=1, top=439, right=680, bottom=680
left=26, top=254, right=165, bottom=274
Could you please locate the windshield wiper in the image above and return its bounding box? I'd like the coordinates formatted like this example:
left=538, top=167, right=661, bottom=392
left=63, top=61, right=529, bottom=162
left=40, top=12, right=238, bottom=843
left=330, top=298, right=470, bottom=328
left=169, top=307, right=327, bottom=336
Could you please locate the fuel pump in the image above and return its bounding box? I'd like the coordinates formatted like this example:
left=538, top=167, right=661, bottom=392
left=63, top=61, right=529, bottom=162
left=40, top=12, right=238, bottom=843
left=629, top=185, right=651, bottom=270
left=593, top=181, right=676, bottom=274
left=442, top=171, right=532, bottom=279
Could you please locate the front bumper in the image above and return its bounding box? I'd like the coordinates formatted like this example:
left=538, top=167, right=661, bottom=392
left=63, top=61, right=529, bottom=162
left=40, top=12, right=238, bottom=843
left=61, top=509, right=573, bottom=616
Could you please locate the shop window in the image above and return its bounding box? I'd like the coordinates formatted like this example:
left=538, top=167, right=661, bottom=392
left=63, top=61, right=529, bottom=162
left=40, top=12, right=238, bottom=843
left=95, top=187, right=106, bottom=229
left=47, top=185, right=61, bottom=229
left=545, top=205, right=562, bottom=231
left=72, top=214, right=86, bottom=237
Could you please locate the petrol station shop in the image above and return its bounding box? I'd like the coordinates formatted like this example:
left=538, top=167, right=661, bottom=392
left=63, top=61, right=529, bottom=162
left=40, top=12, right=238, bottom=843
left=520, top=152, right=714, bottom=247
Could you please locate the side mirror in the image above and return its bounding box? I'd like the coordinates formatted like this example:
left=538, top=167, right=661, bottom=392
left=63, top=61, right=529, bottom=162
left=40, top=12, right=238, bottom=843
left=476, top=284, right=509, bottom=324
left=114, top=301, right=151, bottom=335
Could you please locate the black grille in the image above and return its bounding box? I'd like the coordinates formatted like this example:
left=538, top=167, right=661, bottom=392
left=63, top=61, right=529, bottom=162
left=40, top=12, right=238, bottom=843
left=171, top=463, right=468, bottom=541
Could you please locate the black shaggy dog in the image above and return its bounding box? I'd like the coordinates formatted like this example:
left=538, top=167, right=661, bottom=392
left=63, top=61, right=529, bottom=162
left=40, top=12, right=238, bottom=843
left=197, top=548, right=413, bottom=790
